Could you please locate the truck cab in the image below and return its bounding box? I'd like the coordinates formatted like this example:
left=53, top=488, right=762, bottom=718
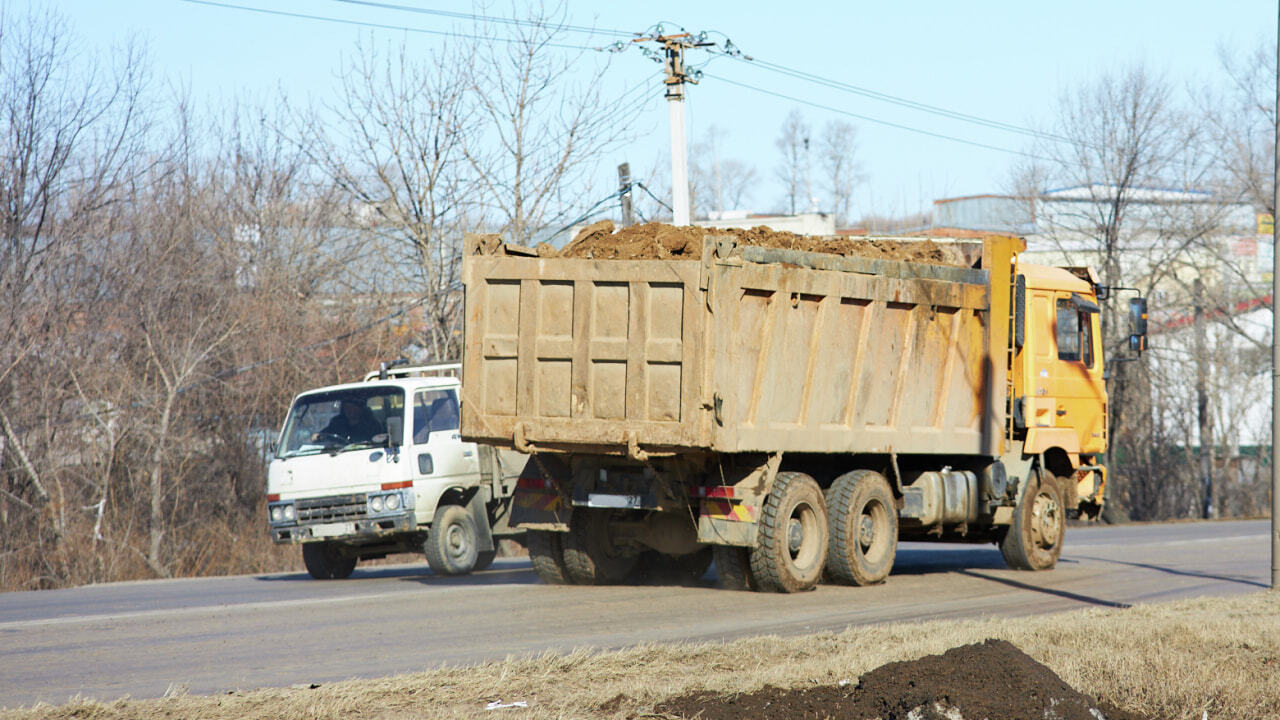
left=1012, top=263, right=1109, bottom=516
left=267, top=364, right=525, bottom=579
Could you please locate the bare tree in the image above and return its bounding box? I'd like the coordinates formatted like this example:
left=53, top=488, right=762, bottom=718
left=774, top=110, right=809, bottom=214
left=464, top=5, right=632, bottom=244
left=1210, top=40, right=1276, bottom=214
left=690, top=125, right=756, bottom=218
left=1019, top=64, right=1203, bottom=520
left=0, top=6, right=148, bottom=585
left=817, top=120, right=862, bottom=226
left=1019, top=61, right=1269, bottom=522
left=305, top=39, right=474, bottom=361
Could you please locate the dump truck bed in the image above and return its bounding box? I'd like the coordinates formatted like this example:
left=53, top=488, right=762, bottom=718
left=462, top=235, right=1008, bottom=457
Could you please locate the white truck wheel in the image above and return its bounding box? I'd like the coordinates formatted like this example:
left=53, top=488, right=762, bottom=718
left=425, top=504, right=480, bottom=575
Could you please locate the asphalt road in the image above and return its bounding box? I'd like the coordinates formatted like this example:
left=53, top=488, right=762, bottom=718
left=0, top=519, right=1269, bottom=709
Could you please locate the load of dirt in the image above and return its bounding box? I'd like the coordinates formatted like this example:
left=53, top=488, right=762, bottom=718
left=651, top=638, right=1153, bottom=720
left=553, top=221, right=970, bottom=266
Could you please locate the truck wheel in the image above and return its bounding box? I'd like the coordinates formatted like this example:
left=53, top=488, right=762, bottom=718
left=301, top=542, right=356, bottom=580
left=473, top=550, right=497, bottom=572
left=1000, top=470, right=1065, bottom=571
left=527, top=530, right=571, bottom=584
left=425, top=504, right=480, bottom=576
left=750, top=471, right=828, bottom=593
left=563, top=509, right=637, bottom=585
left=826, top=470, right=897, bottom=586
left=713, top=545, right=755, bottom=591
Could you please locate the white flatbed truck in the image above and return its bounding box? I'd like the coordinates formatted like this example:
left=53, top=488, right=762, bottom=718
left=266, top=363, right=525, bottom=579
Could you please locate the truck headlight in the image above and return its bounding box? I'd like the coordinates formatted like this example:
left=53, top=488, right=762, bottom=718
left=369, top=495, right=385, bottom=513
left=270, top=503, right=296, bottom=524
left=386, top=493, right=401, bottom=510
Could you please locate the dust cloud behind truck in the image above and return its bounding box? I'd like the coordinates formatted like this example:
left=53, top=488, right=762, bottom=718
left=460, top=225, right=1143, bottom=592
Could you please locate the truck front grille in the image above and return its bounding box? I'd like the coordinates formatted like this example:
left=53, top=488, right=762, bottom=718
left=296, top=494, right=368, bottom=522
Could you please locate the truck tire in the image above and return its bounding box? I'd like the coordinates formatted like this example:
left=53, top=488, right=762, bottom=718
left=826, top=470, right=897, bottom=586
left=301, top=542, right=357, bottom=580
left=562, top=508, right=637, bottom=585
left=425, top=504, right=480, bottom=576
left=713, top=545, right=755, bottom=591
left=527, top=530, right=571, bottom=584
left=1000, top=470, right=1065, bottom=571
left=750, top=471, right=828, bottom=593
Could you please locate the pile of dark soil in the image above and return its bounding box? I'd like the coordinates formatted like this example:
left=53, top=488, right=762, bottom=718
left=551, top=221, right=967, bottom=266
left=650, top=639, right=1153, bottom=720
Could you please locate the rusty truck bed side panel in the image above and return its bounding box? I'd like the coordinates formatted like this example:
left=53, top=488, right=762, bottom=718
left=707, top=257, right=993, bottom=455
left=462, top=240, right=1006, bottom=458
left=462, top=256, right=708, bottom=451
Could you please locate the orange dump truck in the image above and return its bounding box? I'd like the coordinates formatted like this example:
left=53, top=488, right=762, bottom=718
left=460, top=230, right=1143, bottom=592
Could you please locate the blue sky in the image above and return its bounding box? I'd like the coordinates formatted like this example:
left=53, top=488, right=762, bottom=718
left=42, top=0, right=1277, bottom=221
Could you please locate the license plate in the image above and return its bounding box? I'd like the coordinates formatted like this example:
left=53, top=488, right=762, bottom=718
left=587, top=493, right=642, bottom=509
left=309, top=522, right=356, bottom=538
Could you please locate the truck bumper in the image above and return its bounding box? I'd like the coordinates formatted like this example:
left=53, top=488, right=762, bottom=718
left=270, top=512, right=415, bottom=544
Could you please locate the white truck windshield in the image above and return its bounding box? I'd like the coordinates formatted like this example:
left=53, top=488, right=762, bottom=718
left=277, top=387, right=405, bottom=457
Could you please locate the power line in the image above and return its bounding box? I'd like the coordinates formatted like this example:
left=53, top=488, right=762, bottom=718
left=704, top=72, right=1052, bottom=162
left=176, top=0, right=604, bottom=51
left=325, top=0, right=633, bottom=38
left=730, top=55, right=1074, bottom=146
left=546, top=190, right=625, bottom=243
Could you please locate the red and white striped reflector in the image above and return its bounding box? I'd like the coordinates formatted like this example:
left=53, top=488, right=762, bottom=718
left=691, top=486, right=735, bottom=499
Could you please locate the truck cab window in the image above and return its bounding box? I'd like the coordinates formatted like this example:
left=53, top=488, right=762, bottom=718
left=1055, top=298, right=1081, bottom=362
left=278, top=387, right=403, bottom=457
left=413, top=389, right=460, bottom=444
left=1081, top=312, right=1094, bottom=368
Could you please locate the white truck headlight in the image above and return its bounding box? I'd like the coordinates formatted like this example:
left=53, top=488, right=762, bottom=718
left=386, top=493, right=401, bottom=510
left=369, top=495, right=385, bottom=513
left=270, top=506, right=283, bottom=522
left=283, top=504, right=296, bottom=521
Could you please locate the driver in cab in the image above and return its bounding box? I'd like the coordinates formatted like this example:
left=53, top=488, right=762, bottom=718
left=315, top=399, right=383, bottom=444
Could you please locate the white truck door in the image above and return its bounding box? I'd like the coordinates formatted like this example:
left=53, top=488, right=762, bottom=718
left=410, top=387, right=480, bottom=508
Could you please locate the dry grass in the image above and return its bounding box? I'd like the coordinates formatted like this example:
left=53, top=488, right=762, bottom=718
left=4, top=591, right=1277, bottom=720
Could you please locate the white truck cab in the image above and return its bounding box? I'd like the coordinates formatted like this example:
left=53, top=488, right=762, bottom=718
left=267, top=363, right=525, bottom=579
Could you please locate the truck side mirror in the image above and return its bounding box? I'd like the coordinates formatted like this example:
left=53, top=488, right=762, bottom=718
left=385, top=416, right=403, bottom=449
left=1128, top=297, right=1148, bottom=354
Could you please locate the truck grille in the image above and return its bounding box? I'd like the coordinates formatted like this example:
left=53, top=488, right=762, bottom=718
left=295, top=494, right=367, bottom=522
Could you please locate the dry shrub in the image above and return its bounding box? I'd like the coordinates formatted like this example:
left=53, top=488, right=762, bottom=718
left=3, top=592, right=1276, bottom=720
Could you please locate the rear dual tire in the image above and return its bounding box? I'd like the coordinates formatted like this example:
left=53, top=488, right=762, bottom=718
left=563, top=509, right=638, bottom=585
left=527, top=529, right=571, bottom=584
left=825, top=470, right=897, bottom=586
left=750, top=471, right=828, bottom=593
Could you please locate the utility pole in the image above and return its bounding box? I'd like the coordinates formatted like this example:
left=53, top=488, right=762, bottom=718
left=640, top=33, right=711, bottom=226
left=1194, top=278, right=1213, bottom=519
left=1271, top=3, right=1279, bottom=591
left=617, top=163, right=635, bottom=227
left=803, top=136, right=814, bottom=214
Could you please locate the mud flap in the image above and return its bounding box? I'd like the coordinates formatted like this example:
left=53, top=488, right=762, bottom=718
left=697, top=516, right=758, bottom=547
left=510, top=487, right=571, bottom=531
left=467, top=489, right=495, bottom=553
